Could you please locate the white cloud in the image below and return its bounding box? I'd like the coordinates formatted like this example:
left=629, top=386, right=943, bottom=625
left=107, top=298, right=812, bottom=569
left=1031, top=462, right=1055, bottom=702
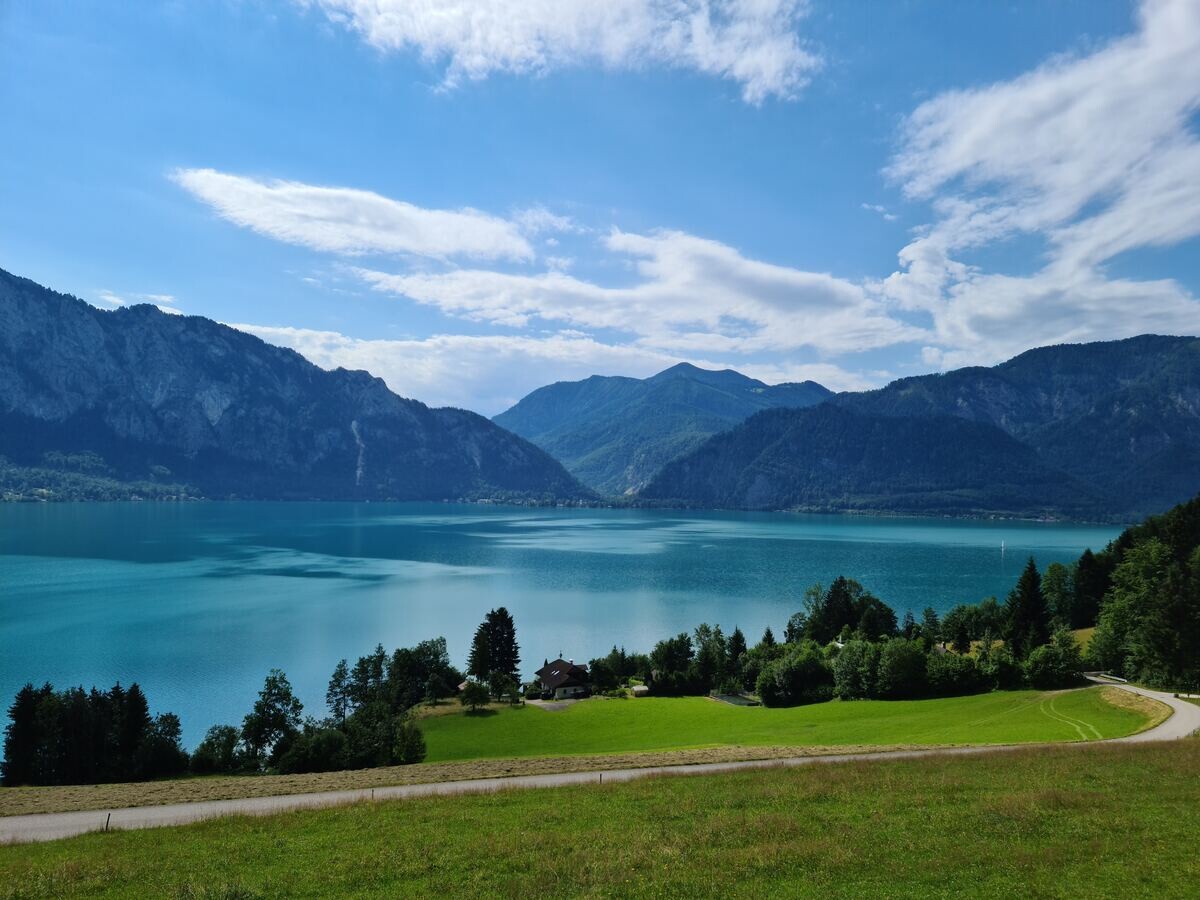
left=860, top=203, right=897, bottom=222
left=298, top=0, right=820, bottom=104
left=512, top=205, right=579, bottom=236
left=172, top=168, right=534, bottom=261
left=232, top=324, right=682, bottom=414
left=232, top=323, right=877, bottom=414
left=353, top=228, right=924, bottom=355
left=736, top=361, right=883, bottom=393
left=94, top=289, right=182, bottom=315
left=882, top=0, right=1200, bottom=366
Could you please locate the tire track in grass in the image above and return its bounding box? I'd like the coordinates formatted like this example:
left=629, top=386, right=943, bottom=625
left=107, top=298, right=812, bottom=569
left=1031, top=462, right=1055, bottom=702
left=1048, top=695, right=1102, bottom=739
left=1038, top=698, right=1089, bottom=740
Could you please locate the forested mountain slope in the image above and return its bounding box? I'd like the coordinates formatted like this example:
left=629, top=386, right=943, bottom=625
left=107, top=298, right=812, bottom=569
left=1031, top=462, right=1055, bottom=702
left=639, top=404, right=1102, bottom=518
left=494, top=363, right=831, bottom=494
left=834, top=335, right=1200, bottom=517
left=641, top=336, right=1199, bottom=519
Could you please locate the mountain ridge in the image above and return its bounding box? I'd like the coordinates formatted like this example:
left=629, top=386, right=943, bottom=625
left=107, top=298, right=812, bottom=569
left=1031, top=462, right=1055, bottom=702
left=638, top=403, right=1105, bottom=518
left=641, top=334, right=1200, bottom=519
left=493, top=364, right=832, bottom=494
left=0, top=268, right=590, bottom=502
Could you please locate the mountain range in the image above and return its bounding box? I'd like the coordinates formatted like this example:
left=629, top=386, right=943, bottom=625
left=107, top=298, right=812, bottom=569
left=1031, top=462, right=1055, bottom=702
left=4, top=265, right=1197, bottom=519
left=642, top=335, right=1200, bottom=519
left=492, top=363, right=832, bottom=494
left=0, top=268, right=588, bottom=502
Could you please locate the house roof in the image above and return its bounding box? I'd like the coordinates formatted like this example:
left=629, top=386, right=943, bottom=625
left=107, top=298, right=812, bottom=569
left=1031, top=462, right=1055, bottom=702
left=536, top=658, right=589, bottom=690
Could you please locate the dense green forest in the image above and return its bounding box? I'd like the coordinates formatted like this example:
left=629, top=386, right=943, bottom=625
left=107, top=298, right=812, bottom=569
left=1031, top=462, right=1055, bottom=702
left=1081, top=494, right=1200, bottom=689
left=1, top=683, right=187, bottom=786
left=640, top=404, right=1103, bottom=518
left=835, top=335, right=1200, bottom=518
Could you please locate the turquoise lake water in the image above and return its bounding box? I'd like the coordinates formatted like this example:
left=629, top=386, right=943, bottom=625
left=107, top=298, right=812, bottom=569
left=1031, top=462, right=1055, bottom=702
left=0, top=502, right=1121, bottom=745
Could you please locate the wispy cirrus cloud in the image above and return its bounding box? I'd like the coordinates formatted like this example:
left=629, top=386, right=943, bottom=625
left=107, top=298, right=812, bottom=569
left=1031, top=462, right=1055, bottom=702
left=174, top=168, right=922, bottom=361
left=882, top=0, right=1200, bottom=368
left=353, top=227, right=924, bottom=356
left=171, top=168, right=538, bottom=262
left=297, top=0, right=820, bottom=104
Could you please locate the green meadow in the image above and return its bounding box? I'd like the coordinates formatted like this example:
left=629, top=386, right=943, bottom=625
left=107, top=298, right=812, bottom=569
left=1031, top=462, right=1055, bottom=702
left=3, top=739, right=1196, bottom=899
left=421, top=687, right=1148, bottom=762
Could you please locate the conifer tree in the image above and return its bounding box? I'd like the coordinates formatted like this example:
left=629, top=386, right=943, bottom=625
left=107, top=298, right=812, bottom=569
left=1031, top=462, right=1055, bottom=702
left=467, top=623, right=491, bottom=680
left=1004, top=557, right=1050, bottom=660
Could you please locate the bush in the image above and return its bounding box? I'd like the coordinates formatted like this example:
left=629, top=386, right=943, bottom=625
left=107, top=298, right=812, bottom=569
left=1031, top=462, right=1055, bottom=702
left=588, top=659, right=620, bottom=692
left=978, top=644, right=1023, bottom=690
left=875, top=638, right=928, bottom=699
left=756, top=644, right=833, bottom=707
left=833, top=640, right=879, bottom=700
left=740, top=644, right=785, bottom=693
left=191, top=725, right=245, bottom=775
left=138, top=713, right=190, bottom=780
left=1024, top=630, right=1085, bottom=689
left=460, top=681, right=491, bottom=711
left=392, top=715, right=427, bottom=764
left=277, top=728, right=350, bottom=774
left=925, top=653, right=984, bottom=697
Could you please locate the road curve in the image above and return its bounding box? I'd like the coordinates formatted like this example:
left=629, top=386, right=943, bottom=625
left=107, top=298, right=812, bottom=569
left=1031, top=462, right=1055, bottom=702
left=2, top=682, right=1195, bottom=845
left=1086, top=678, right=1200, bottom=742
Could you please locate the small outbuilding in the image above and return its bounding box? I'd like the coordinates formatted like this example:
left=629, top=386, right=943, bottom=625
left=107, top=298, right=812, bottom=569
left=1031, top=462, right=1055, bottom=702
left=630, top=685, right=650, bottom=698
left=535, top=658, right=591, bottom=700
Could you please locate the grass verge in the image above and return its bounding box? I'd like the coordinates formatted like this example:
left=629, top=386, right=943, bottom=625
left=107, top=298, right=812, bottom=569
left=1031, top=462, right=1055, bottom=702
left=2, top=740, right=1197, bottom=898
left=0, top=744, right=940, bottom=818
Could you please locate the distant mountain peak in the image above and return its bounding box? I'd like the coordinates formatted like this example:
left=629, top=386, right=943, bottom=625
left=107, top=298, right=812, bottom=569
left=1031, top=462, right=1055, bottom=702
left=648, top=362, right=753, bottom=386
left=493, top=364, right=831, bottom=495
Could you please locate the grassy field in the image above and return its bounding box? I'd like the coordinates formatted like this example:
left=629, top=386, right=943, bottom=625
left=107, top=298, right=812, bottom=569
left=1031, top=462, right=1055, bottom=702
left=421, top=687, right=1151, bottom=762
left=0, top=687, right=1160, bottom=817
left=2, top=740, right=1197, bottom=898
left=1072, top=626, right=1096, bottom=650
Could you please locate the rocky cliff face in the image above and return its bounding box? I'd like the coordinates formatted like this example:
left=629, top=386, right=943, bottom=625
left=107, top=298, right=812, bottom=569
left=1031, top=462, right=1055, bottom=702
left=0, top=268, right=589, bottom=501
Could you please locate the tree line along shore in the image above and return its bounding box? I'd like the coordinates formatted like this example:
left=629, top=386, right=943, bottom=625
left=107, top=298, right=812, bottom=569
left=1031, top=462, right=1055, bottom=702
left=4, top=493, right=1198, bottom=789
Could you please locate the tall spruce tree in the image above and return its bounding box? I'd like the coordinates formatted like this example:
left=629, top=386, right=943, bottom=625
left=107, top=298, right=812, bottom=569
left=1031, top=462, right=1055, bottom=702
left=1004, top=557, right=1050, bottom=660
left=1, top=683, right=43, bottom=786
left=484, top=607, right=521, bottom=680
left=1041, top=561, right=1075, bottom=627
left=921, top=607, right=942, bottom=645
left=1073, top=549, right=1108, bottom=628
left=326, top=659, right=351, bottom=724
left=728, top=627, right=748, bottom=670
left=467, top=622, right=491, bottom=680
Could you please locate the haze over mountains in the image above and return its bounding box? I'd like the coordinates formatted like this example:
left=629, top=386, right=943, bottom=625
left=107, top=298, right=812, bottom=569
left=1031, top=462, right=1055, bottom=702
left=0, top=269, right=587, bottom=502
left=493, top=364, right=832, bottom=494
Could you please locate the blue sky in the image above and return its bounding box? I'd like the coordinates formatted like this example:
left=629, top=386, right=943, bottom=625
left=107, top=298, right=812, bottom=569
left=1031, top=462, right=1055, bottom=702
left=3, top=1, right=1198, bottom=413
